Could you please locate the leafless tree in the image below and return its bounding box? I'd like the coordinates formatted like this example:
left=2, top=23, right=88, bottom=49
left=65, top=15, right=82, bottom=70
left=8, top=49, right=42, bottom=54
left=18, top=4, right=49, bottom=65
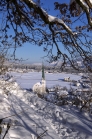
left=0, top=0, right=92, bottom=71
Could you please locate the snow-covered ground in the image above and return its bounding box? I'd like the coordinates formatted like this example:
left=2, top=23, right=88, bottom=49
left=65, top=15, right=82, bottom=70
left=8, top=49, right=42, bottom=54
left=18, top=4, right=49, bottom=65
left=0, top=72, right=92, bottom=139
left=10, top=72, right=81, bottom=89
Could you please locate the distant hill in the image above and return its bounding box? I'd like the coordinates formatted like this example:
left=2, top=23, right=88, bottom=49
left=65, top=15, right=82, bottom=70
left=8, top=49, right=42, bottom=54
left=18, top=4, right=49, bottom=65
left=32, top=63, right=42, bottom=66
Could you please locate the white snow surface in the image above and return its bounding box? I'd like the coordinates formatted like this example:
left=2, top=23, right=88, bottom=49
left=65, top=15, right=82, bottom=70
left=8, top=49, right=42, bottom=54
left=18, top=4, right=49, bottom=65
left=10, top=71, right=81, bottom=89
left=0, top=72, right=92, bottom=139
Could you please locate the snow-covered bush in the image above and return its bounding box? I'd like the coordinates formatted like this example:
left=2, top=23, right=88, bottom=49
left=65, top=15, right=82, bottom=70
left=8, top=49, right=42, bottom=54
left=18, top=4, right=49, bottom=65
left=37, top=84, right=92, bottom=113
left=45, top=92, right=57, bottom=103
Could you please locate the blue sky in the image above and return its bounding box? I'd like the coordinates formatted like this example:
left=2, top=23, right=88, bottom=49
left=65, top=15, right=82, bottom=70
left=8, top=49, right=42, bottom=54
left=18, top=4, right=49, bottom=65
left=9, top=0, right=70, bottom=64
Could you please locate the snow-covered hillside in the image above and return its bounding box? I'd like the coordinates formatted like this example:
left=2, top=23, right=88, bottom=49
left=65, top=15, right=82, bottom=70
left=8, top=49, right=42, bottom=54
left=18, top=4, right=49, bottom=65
left=0, top=72, right=92, bottom=139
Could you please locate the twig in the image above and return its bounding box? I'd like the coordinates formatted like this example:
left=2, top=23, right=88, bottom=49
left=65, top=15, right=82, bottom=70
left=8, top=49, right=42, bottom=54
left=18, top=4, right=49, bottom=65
left=37, top=130, right=48, bottom=139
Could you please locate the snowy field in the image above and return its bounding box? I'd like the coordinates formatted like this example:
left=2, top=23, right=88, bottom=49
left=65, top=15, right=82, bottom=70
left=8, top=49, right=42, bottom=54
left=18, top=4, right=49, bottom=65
left=0, top=71, right=92, bottom=139
left=10, top=72, right=81, bottom=89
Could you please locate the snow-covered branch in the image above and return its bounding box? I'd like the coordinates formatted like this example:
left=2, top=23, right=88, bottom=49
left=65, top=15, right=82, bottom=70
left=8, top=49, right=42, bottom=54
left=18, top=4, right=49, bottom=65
left=71, top=0, right=92, bottom=27
left=23, top=0, right=76, bottom=35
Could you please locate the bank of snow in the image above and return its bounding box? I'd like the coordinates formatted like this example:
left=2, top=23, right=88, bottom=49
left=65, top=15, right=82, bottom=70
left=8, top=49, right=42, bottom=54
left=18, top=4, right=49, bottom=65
left=0, top=76, right=92, bottom=139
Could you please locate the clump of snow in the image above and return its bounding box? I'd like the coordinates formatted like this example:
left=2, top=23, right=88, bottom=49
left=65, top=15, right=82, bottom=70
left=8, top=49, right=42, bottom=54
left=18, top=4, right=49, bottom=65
left=57, top=90, right=68, bottom=97
left=0, top=89, right=4, bottom=94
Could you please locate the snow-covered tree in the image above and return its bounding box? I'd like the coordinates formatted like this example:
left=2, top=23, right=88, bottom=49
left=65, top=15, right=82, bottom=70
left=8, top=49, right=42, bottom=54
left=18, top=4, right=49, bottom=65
left=0, top=0, right=92, bottom=71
